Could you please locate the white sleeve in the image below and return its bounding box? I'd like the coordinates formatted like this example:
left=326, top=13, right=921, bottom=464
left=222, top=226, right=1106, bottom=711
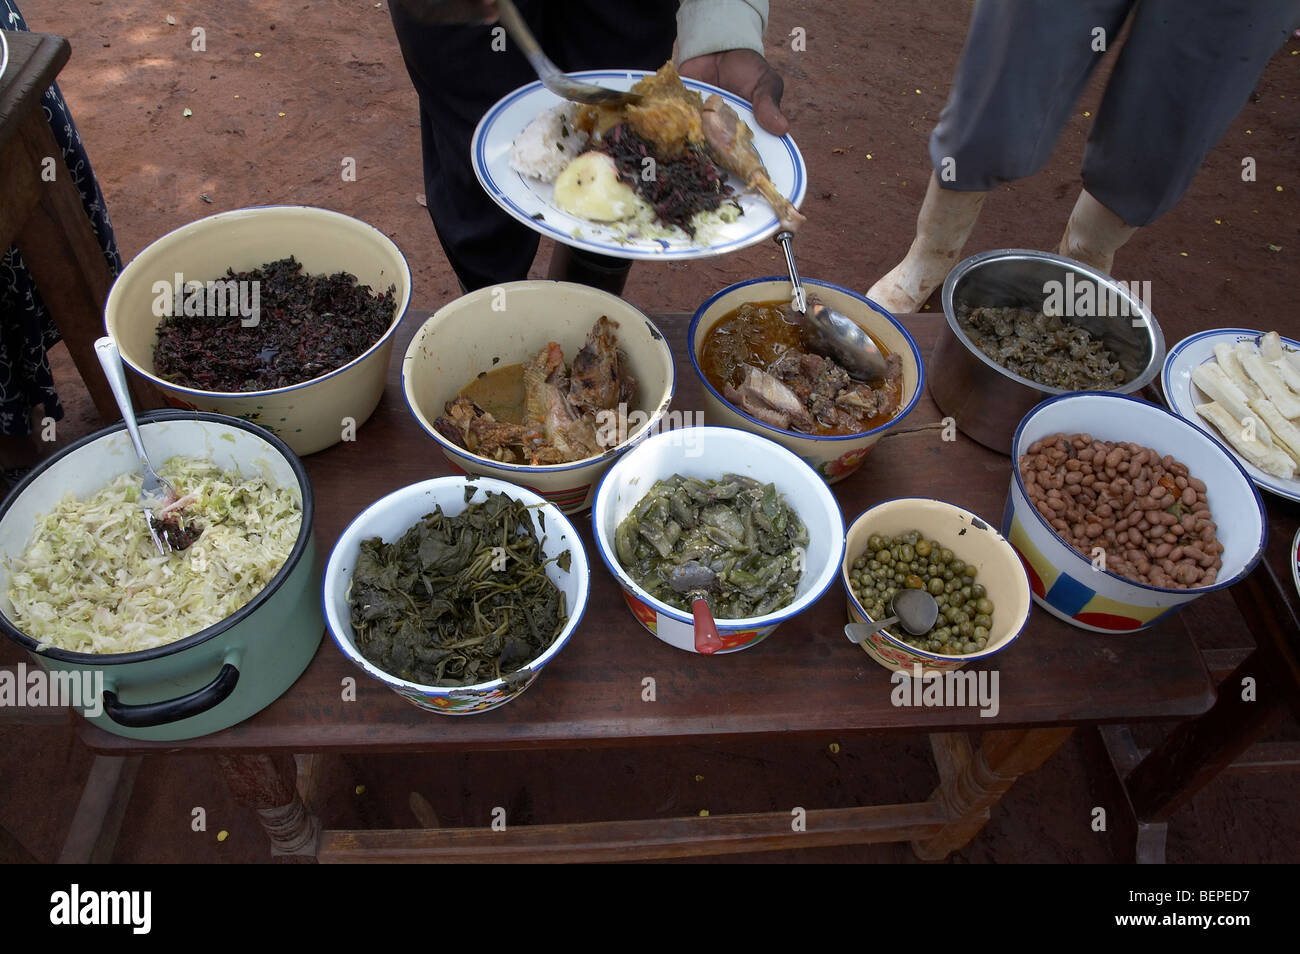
left=676, top=0, right=768, bottom=62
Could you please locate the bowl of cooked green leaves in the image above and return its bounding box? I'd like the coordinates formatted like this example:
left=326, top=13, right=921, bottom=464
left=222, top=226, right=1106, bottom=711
left=592, top=426, right=844, bottom=654
left=322, top=476, right=589, bottom=714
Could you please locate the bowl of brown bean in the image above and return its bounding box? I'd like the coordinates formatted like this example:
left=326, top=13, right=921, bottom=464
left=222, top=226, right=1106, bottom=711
left=842, top=498, right=1032, bottom=673
left=1004, top=393, right=1267, bottom=633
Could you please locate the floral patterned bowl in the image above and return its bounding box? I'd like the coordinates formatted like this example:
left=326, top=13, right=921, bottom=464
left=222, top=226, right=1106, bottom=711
left=322, top=476, right=589, bottom=714
left=842, top=497, right=1032, bottom=674
left=591, top=426, right=844, bottom=654
left=688, top=277, right=924, bottom=483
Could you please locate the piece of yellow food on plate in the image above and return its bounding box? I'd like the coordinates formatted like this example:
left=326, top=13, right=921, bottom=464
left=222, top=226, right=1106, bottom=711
left=1249, top=397, right=1300, bottom=466
left=1214, top=342, right=1265, bottom=402
left=1260, top=331, right=1286, bottom=362
left=1272, top=356, right=1300, bottom=397
left=1192, top=362, right=1268, bottom=443
left=1195, top=400, right=1296, bottom=479
left=1238, top=347, right=1300, bottom=419
left=553, top=152, right=645, bottom=222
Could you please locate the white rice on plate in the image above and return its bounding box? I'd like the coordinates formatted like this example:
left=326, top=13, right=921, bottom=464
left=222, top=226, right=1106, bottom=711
left=582, top=199, right=744, bottom=246
left=510, top=101, right=745, bottom=247
left=509, top=103, right=589, bottom=183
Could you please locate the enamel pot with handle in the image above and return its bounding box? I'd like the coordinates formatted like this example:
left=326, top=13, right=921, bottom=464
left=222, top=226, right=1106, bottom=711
left=0, top=411, right=321, bottom=740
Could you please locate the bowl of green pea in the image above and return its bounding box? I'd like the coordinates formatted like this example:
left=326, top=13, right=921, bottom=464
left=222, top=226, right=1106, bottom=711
left=841, top=497, right=1032, bottom=673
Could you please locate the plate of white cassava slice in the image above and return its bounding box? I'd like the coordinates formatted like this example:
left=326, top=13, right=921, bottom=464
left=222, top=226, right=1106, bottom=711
left=1162, top=328, right=1300, bottom=502
left=471, top=63, right=807, bottom=261
left=1292, top=524, right=1300, bottom=599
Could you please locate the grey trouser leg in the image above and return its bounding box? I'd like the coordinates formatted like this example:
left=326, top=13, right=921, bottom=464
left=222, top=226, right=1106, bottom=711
left=930, top=0, right=1136, bottom=192
left=930, top=0, right=1300, bottom=225
left=1084, top=0, right=1300, bottom=225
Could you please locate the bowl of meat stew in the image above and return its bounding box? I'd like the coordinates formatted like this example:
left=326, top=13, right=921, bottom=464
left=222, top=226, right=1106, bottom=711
left=688, top=277, right=924, bottom=483
left=403, top=280, right=675, bottom=514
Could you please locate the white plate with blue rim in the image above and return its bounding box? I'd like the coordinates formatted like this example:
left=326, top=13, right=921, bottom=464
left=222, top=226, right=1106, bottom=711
left=471, top=70, right=806, bottom=261
left=1292, top=524, right=1300, bottom=599
left=1162, top=327, right=1300, bottom=503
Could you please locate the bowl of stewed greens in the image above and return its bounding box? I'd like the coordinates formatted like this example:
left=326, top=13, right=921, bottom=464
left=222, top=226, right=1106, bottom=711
left=592, top=426, right=844, bottom=654
left=841, top=497, right=1032, bottom=673
left=322, top=476, right=590, bottom=714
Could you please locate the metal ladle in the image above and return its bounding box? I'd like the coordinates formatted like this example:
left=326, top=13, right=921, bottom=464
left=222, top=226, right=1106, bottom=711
left=496, top=0, right=642, bottom=108
left=843, top=588, right=939, bottom=645
left=774, top=230, right=890, bottom=381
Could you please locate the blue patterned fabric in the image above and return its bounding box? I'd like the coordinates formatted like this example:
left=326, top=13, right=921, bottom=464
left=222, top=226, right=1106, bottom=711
left=1, top=1, right=121, bottom=436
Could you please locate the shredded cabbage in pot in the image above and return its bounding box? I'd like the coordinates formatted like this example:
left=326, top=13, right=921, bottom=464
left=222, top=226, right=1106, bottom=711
left=6, top=456, right=302, bottom=654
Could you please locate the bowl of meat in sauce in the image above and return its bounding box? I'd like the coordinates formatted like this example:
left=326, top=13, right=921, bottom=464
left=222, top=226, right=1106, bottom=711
left=403, top=280, right=675, bottom=514
left=689, top=277, right=924, bottom=483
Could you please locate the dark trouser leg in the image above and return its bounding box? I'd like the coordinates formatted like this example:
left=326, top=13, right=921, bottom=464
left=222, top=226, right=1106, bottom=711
left=929, top=0, right=1136, bottom=191
left=542, top=1, right=676, bottom=293
left=1082, top=0, right=1300, bottom=226
left=388, top=1, right=677, bottom=293
left=546, top=244, right=633, bottom=294
left=388, top=8, right=539, bottom=292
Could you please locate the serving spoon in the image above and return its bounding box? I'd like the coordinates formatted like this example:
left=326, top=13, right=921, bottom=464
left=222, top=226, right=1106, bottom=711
left=774, top=230, right=890, bottom=381
left=844, top=588, right=939, bottom=645
left=94, top=336, right=198, bottom=555
left=670, top=561, right=724, bottom=655
left=496, top=0, right=642, bottom=108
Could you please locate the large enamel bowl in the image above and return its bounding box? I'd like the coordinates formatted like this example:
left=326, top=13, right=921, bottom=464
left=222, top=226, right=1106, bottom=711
left=688, top=277, right=924, bottom=483
left=591, top=426, right=844, bottom=654
left=0, top=412, right=321, bottom=740
left=842, top=498, right=1031, bottom=674
left=322, top=476, right=589, bottom=714
left=105, top=205, right=412, bottom=456
left=403, top=280, right=675, bottom=514
left=1004, top=393, right=1266, bottom=633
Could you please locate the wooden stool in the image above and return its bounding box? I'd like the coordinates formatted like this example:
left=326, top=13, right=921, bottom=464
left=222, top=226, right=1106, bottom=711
left=0, top=30, right=161, bottom=421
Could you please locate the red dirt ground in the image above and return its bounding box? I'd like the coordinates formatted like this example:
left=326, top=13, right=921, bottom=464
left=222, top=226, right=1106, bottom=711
left=2, top=0, right=1297, bottom=864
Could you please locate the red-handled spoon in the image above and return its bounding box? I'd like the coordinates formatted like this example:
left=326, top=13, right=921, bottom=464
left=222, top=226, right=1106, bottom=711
left=670, top=562, right=724, bottom=655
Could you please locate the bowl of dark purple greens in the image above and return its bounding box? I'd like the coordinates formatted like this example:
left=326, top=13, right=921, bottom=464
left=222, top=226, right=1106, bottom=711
left=105, top=205, right=411, bottom=456
left=322, top=476, right=589, bottom=714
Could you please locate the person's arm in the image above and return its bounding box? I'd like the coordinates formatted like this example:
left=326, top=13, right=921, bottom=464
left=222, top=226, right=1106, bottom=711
left=676, top=0, right=789, bottom=135
left=677, top=0, right=767, bottom=59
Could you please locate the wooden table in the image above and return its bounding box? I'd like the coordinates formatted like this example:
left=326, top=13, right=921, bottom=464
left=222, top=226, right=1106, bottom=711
left=1099, top=473, right=1300, bottom=862
left=77, top=311, right=1219, bottom=862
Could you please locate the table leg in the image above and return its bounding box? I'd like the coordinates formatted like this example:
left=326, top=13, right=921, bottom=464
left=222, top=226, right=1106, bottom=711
left=217, top=753, right=320, bottom=862
left=1122, top=564, right=1298, bottom=824
left=1124, top=650, right=1285, bottom=823
left=57, top=754, right=141, bottom=864
left=912, top=727, right=1073, bottom=861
